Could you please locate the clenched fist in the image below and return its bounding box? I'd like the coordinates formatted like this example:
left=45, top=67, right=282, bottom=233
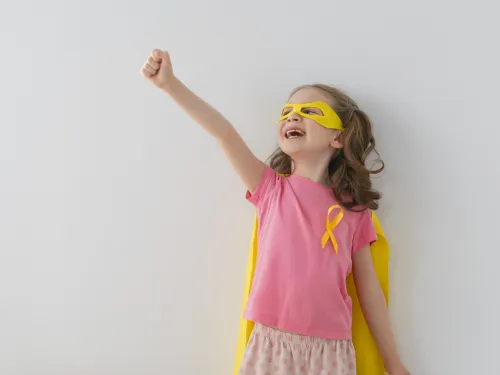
left=141, top=49, right=175, bottom=90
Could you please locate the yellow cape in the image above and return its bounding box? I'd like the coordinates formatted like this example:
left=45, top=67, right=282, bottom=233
left=233, top=211, right=389, bottom=375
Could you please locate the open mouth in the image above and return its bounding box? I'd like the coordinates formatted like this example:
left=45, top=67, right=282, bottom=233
left=285, top=129, right=306, bottom=139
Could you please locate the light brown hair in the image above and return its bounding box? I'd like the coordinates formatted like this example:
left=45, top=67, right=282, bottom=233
left=268, top=84, right=384, bottom=211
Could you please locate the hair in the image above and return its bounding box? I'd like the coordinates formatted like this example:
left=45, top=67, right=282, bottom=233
left=268, top=83, right=384, bottom=212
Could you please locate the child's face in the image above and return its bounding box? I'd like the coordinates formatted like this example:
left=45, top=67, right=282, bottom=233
left=277, top=87, right=343, bottom=158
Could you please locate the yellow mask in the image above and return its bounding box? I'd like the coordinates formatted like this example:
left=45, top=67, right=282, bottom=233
left=278, top=101, right=344, bottom=131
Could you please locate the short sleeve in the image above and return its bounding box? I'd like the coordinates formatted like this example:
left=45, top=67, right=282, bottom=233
left=352, top=210, right=378, bottom=254
left=246, top=166, right=280, bottom=207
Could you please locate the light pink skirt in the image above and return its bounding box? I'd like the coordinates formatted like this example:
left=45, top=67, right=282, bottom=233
left=238, top=323, right=356, bottom=375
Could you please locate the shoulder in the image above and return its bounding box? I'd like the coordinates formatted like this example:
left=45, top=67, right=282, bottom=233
left=246, top=166, right=286, bottom=206
left=349, top=208, right=377, bottom=253
left=342, top=206, right=373, bottom=226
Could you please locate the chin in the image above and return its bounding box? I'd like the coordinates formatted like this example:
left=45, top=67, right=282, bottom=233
left=279, top=144, right=306, bottom=158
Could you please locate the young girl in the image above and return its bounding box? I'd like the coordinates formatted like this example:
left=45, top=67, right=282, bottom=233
left=141, top=50, right=410, bottom=375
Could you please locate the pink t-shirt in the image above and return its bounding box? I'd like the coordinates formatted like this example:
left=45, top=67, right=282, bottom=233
left=244, top=166, right=377, bottom=340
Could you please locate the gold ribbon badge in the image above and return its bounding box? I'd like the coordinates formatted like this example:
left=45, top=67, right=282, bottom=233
left=321, top=205, right=344, bottom=253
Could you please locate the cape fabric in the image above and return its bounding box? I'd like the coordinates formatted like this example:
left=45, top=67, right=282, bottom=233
left=233, top=211, right=389, bottom=375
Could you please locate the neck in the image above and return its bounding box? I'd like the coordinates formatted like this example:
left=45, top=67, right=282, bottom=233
left=292, top=152, right=333, bottom=184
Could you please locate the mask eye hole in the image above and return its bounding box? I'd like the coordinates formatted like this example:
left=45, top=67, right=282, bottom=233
left=282, top=107, right=293, bottom=116
left=301, top=107, right=324, bottom=116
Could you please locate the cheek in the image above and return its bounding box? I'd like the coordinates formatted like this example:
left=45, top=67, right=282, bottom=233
left=305, top=121, right=333, bottom=143
left=277, top=122, right=286, bottom=146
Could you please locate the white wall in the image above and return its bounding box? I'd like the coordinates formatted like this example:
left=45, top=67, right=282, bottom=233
left=1, top=0, right=499, bottom=374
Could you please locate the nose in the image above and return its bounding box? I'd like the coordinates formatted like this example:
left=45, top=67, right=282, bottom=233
left=287, top=111, right=301, bottom=122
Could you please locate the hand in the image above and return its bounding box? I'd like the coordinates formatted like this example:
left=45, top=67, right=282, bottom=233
left=141, top=49, right=175, bottom=91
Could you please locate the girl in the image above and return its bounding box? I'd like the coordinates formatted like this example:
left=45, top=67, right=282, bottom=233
left=141, top=50, right=410, bottom=375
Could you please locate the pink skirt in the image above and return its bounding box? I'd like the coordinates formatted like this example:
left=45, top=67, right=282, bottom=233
left=238, top=324, right=356, bottom=375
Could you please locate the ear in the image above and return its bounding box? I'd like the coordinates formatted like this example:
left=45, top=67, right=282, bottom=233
left=330, top=131, right=344, bottom=149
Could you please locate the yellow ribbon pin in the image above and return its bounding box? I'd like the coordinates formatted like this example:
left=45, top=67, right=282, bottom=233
left=321, top=205, right=344, bottom=253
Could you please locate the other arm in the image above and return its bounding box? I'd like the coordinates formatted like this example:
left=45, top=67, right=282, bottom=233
left=352, top=246, right=410, bottom=375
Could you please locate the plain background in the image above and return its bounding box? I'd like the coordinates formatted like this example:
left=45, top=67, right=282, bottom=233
left=1, top=0, right=499, bottom=374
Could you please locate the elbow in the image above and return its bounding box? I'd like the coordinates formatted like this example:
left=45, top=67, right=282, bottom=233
left=218, top=125, right=238, bottom=144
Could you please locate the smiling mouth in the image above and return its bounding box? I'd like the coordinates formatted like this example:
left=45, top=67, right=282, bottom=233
left=285, top=129, right=306, bottom=139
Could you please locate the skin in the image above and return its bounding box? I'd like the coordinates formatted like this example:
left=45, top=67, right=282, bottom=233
left=141, top=49, right=410, bottom=375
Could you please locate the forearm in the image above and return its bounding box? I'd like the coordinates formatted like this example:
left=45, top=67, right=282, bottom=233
left=162, top=77, right=236, bottom=142
left=356, top=279, right=402, bottom=370
left=353, top=246, right=405, bottom=373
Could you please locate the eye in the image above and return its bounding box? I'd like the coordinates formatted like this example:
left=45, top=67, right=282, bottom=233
left=302, top=108, right=323, bottom=115
left=282, top=107, right=292, bottom=116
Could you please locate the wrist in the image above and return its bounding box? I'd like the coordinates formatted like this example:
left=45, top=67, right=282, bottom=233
left=385, top=359, right=405, bottom=374
left=161, top=76, right=181, bottom=94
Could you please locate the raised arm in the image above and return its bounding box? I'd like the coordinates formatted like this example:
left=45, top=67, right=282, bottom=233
left=141, top=49, right=265, bottom=192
